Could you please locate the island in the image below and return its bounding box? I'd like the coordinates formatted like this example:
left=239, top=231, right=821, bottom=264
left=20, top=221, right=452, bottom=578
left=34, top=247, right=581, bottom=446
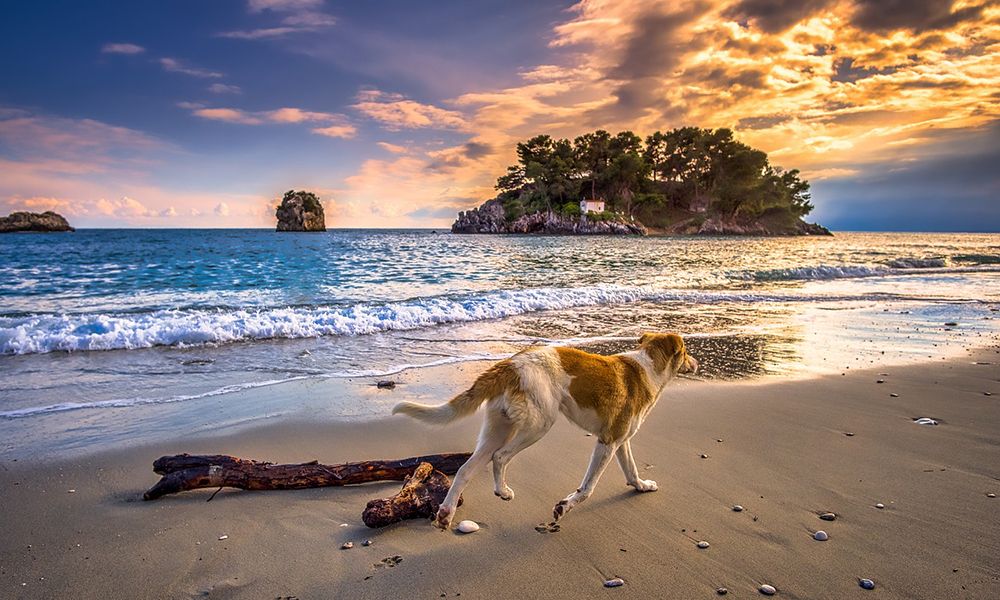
left=0, top=210, right=75, bottom=233
left=453, top=127, right=831, bottom=236
left=275, top=190, right=326, bottom=232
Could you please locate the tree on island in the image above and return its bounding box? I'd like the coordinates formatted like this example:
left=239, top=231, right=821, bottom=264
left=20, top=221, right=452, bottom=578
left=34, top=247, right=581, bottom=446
left=491, top=127, right=814, bottom=231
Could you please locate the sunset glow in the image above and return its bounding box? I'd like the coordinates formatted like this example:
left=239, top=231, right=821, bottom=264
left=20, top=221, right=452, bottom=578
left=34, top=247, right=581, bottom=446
left=2, top=0, right=998, bottom=230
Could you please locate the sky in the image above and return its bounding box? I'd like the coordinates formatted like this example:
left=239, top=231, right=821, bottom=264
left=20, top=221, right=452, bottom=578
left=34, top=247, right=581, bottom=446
left=1, top=0, right=998, bottom=231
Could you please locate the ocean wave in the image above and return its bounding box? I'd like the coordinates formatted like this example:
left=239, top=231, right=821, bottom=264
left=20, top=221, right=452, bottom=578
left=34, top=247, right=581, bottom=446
left=0, top=282, right=981, bottom=356
left=0, top=286, right=658, bottom=355
left=746, top=265, right=891, bottom=281
left=887, top=258, right=947, bottom=269
left=744, top=262, right=1000, bottom=281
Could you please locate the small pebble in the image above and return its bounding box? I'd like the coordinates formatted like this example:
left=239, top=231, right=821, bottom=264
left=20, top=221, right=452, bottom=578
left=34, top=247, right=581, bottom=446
left=717, top=588, right=728, bottom=595
left=819, top=512, right=836, bottom=521
left=890, top=393, right=899, bottom=397
left=218, top=535, right=228, bottom=540
left=604, top=578, right=624, bottom=588
left=696, top=541, right=710, bottom=549
left=985, top=392, right=993, bottom=396
left=341, top=542, right=354, bottom=549
left=759, top=583, right=777, bottom=595
left=915, top=417, right=938, bottom=425
left=457, top=520, right=480, bottom=533
left=814, top=530, right=829, bottom=541
left=859, top=578, right=875, bottom=590
left=700, top=454, right=709, bottom=459
left=68, top=489, right=75, bottom=493
left=376, top=380, right=396, bottom=389
left=876, top=379, right=884, bottom=384
left=362, top=540, right=372, bottom=547
left=845, top=432, right=855, bottom=436
left=875, top=503, right=885, bottom=509
left=987, top=493, right=996, bottom=498
left=732, top=505, right=743, bottom=512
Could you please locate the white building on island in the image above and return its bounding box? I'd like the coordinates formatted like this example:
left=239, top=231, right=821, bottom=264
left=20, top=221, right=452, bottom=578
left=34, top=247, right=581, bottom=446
left=579, top=199, right=605, bottom=214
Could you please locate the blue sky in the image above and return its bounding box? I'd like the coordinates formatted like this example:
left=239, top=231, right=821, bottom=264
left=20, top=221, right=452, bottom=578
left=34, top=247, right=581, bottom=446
left=2, top=0, right=998, bottom=230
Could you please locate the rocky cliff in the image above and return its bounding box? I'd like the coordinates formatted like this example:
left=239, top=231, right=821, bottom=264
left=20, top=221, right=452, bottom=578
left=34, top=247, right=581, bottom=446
left=0, top=211, right=75, bottom=233
left=275, top=190, right=326, bottom=232
left=452, top=199, right=647, bottom=235
left=666, top=216, right=832, bottom=236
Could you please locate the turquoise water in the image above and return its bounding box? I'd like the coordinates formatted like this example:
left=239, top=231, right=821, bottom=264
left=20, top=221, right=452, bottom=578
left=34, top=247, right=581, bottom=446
left=1, top=230, right=999, bottom=456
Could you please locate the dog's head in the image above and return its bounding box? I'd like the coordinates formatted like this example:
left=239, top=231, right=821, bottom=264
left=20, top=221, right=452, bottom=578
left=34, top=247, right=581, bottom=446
left=639, top=333, right=698, bottom=376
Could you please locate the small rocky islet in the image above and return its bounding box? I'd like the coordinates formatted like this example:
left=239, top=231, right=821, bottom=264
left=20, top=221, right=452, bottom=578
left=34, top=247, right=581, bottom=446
left=0, top=210, right=74, bottom=233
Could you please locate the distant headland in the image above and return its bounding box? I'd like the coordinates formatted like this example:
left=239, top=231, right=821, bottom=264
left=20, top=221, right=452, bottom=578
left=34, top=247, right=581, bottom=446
left=453, top=128, right=831, bottom=236
left=0, top=211, right=74, bottom=233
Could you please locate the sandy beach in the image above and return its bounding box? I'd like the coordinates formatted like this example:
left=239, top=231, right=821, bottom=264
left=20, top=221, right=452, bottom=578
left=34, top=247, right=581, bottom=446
left=2, top=347, right=998, bottom=599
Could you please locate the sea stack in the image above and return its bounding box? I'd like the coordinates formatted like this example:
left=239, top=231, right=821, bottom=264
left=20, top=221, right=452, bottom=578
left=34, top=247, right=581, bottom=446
left=275, top=190, right=326, bottom=232
left=0, top=211, right=75, bottom=233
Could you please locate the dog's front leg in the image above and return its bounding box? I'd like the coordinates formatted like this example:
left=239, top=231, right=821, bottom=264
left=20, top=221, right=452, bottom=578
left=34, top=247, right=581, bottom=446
left=615, top=440, right=657, bottom=492
left=553, top=441, right=617, bottom=521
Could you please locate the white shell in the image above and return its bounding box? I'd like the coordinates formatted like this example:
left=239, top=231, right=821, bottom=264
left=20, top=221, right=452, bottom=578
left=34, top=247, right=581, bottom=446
left=218, top=535, right=228, bottom=540
left=915, top=418, right=938, bottom=425
left=341, top=541, right=354, bottom=549
left=814, top=531, right=829, bottom=541
left=604, top=578, right=624, bottom=588
left=732, top=505, right=743, bottom=512
left=988, top=493, right=996, bottom=498
left=875, top=503, right=885, bottom=509
left=457, top=520, right=480, bottom=533
left=760, top=584, right=777, bottom=595
left=696, top=541, right=710, bottom=549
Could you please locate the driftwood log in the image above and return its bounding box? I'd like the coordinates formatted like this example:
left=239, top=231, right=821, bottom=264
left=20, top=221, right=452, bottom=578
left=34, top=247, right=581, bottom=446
left=143, top=452, right=471, bottom=501
left=362, top=462, right=459, bottom=528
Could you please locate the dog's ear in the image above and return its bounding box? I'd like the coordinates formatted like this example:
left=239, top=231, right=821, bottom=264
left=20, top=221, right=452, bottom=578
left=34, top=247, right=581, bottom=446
left=639, top=333, right=653, bottom=345
left=663, top=333, right=684, bottom=356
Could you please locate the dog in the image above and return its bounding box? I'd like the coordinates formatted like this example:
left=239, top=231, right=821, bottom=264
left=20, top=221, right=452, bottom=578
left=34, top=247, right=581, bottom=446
left=392, top=333, right=698, bottom=529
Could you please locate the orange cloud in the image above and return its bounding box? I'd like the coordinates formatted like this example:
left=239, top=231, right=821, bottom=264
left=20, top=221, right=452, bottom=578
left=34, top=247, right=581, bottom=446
left=352, top=90, right=469, bottom=131
left=190, top=106, right=356, bottom=137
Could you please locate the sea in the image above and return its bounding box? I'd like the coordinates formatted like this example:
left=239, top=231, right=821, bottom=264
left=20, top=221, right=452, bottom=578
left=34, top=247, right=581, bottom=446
left=2, top=229, right=999, bottom=460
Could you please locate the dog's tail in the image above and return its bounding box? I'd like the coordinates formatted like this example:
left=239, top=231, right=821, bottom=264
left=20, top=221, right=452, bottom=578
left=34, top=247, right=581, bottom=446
left=392, top=359, right=520, bottom=425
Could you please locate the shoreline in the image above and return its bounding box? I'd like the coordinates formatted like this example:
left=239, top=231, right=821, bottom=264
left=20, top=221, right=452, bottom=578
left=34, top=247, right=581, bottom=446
left=2, top=348, right=998, bottom=598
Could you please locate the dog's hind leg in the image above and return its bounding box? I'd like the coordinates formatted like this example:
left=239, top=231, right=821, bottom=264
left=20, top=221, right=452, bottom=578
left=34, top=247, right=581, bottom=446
left=491, top=419, right=553, bottom=501
left=615, top=440, right=658, bottom=492
left=553, top=441, right=618, bottom=521
left=435, top=409, right=514, bottom=529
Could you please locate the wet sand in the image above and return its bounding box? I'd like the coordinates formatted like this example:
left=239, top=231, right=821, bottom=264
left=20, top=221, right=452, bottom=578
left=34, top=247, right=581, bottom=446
left=2, top=348, right=998, bottom=599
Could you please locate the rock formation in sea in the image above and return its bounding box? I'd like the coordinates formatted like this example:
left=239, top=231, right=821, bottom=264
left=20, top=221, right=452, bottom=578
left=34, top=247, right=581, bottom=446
left=0, top=211, right=75, bottom=233
left=452, top=199, right=647, bottom=235
left=275, top=190, right=326, bottom=232
left=667, top=216, right=832, bottom=236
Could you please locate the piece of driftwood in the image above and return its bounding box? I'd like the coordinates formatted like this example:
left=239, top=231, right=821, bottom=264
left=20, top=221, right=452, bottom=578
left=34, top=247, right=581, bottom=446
left=143, top=452, right=471, bottom=501
left=362, top=462, right=460, bottom=528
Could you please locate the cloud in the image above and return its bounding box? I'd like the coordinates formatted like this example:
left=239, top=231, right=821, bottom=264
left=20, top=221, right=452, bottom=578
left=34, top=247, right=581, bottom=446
left=192, top=108, right=263, bottom=124
left=214, top=202, right=230, bottom=216
left=208, top=83, right=242, bottom=94
left=376, top=142, right=410, bottom=154
left=246, top=0, right=321, bottom=13
left=101, top=43, right=145, bottom=55
left=352, top=90, right=470, bottom=131
left=187, top=105, right=356, bottom=137
left=158, top=58, right=223, bottom=78
left=217, top=27, right=299, bottom=40
left=221, top=1, right=334, bottom=39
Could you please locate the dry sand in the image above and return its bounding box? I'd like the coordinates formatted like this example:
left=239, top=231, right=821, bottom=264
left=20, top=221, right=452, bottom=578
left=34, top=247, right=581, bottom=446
left=2, top=349, right=999, bottom=599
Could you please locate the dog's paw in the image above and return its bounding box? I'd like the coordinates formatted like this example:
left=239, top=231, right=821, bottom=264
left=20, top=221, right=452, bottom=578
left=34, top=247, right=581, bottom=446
left=495, top=486, right=515, bottom=501
left=553, top=499, right=570, bottom=521
left=633, top=478, right=658, bottom=492
left=435, top=506, right=453, bottom=530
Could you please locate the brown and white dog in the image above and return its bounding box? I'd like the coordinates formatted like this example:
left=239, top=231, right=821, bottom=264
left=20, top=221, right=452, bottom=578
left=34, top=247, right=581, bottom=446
left=392, top=333, right=698, bottom=529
